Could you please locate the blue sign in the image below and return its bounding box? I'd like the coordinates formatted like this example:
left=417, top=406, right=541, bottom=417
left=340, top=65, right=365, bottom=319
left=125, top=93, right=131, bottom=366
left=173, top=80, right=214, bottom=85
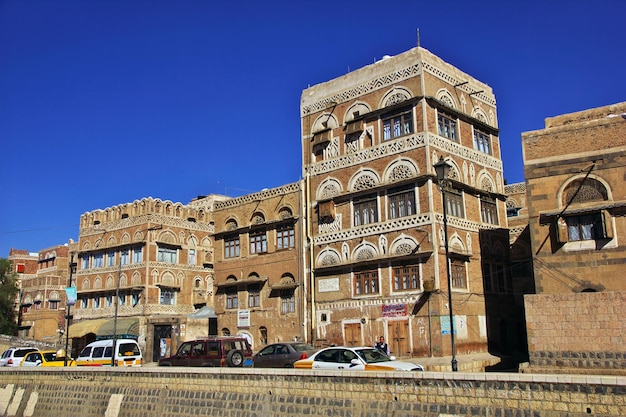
left=440, top=316, right=457, bottom=335
left=65, top=286, right=77, bottom=306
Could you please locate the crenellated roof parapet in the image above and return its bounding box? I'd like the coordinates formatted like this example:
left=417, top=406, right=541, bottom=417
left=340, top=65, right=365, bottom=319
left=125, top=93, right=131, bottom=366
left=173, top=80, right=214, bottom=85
left=213, top=182, right=301, bottom=210
left=79, top=197, right=212, bottom=230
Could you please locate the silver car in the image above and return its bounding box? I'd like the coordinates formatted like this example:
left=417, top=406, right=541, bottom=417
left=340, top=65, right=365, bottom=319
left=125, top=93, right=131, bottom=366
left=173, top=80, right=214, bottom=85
left=0, top=347, right=38, bottom=367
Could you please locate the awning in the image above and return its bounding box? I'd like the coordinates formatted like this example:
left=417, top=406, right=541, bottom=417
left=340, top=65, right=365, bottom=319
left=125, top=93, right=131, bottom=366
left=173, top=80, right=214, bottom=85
left=68, top=318, right=109, bottom=338
left=188, top=306, right=217, bottom=319
left=215, top=277, right=267, bottom=289
left=96, top=318, right=139, bottom=338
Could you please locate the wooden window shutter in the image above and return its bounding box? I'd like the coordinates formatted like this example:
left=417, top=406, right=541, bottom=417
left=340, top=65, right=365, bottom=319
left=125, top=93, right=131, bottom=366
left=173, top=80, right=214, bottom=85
left=345, top=119, right=363, bottom=135
left=601, top=210, right=613, bottom=239
left=312, top=129, right=331, bottom=146
left=318, top=200, right=335, bottom=221
left=556, top=217, right=569, bottom=243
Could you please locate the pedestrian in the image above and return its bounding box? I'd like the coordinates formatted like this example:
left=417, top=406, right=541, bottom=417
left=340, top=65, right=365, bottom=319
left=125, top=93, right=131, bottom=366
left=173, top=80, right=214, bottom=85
left=374, top=336, right=390, bottom=355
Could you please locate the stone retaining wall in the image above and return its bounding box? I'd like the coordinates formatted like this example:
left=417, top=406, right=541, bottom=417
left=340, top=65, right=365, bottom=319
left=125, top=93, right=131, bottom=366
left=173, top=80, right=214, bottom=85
left=0, top=367, right=624, bottom=417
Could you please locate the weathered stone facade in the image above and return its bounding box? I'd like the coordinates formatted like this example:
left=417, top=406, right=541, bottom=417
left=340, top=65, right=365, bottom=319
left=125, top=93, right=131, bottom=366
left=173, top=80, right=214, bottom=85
left=521, top=101, right=626, bottom=374
left=211, top=182, right=306, bottom=349
left=9, top=245, right=73, bottom=345
left=301, top=47, right=509, bottom=358
left=72, top=196, right=221, bottom=362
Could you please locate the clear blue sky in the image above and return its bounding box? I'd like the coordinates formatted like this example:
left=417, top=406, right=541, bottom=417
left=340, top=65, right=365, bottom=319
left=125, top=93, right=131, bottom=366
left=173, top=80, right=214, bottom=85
left=1, top=0, right=625, bottom=257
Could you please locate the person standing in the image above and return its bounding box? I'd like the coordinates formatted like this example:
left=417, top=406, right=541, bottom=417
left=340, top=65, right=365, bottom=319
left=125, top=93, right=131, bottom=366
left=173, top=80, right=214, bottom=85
left=374, top=336, right=390, bottom=355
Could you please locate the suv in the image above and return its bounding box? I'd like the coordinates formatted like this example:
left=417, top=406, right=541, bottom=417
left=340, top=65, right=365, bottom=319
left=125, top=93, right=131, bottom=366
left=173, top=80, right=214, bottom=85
left=158, top=336, right=252, bottom=367
left=0, top=347, right=38, bottom=367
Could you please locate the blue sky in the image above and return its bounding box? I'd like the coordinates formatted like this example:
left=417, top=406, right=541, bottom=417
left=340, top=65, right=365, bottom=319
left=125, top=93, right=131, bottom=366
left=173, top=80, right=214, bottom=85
left=1, top=0, right=625, bottom=257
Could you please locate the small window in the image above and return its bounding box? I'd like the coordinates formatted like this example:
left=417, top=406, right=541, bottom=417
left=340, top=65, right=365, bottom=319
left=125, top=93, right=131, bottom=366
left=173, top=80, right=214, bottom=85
left=438, top=112, right=457, bottom=141
left=226, top=288, right=238, bottom=309
left=354, top=270, right=379, bottom=295
left=281, top=291, right=296, bottom=314
left=388, top=186, right=416, bottom=219
left=451, top=259, right=467, bottom=289
left=353, top=194, right=378, bottom=226
left=558, top=212, right=611, bottom=242
left=248, top=284, right=260, bottom=308
left=480, top=197, right=498, bottom=225
left=277, top=225, right=295, bottom=249
left=473, top=129, right=491, bottom=154
left=132, top=246, right=143, bottom=263
left=160, top=289, right=175, bottom=305
left=393, top=265, right=420, bottom=291
left=445, top=189, right=465, bottom=218
left=107, top=250, right=116, bottom=267
left=120, top=249, right=130, bottom=265
left=188, top=249, right=196, bottom=265
left=224, top=236, right=240, bottom=258
left=250, top=231, right=267, bottom=254
left=382, top=108, right=413, bottom=140
left=157, top=246, right=177, bottom=263
left=93, top=253, right=103, bottom=268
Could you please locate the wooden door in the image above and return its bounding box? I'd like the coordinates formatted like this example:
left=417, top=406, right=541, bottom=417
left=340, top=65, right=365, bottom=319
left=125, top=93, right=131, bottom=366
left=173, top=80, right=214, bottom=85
left=344, top=323, right=361, bottom=346
left=387, top=320, right=410, bottom=357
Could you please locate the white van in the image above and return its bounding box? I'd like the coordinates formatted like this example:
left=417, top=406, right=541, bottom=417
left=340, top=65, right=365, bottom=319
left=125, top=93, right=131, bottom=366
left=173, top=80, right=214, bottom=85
left=76, top=339, right=142, bottom=367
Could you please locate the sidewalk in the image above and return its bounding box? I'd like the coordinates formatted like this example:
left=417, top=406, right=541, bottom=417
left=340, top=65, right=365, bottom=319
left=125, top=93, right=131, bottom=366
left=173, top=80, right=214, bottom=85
left=403, top=352, right=504, bottom=372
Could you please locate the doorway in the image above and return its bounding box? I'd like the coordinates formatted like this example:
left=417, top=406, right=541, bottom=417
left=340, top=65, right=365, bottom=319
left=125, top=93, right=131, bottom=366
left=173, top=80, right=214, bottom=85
left=153, top=324, right=172, bottom=362
left=387, top=320, right=410, bottom=357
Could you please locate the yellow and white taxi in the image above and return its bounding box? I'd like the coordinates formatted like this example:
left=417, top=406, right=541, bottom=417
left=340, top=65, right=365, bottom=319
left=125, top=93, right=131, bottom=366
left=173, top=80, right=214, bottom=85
left=294, top=346, right=423, bottom=371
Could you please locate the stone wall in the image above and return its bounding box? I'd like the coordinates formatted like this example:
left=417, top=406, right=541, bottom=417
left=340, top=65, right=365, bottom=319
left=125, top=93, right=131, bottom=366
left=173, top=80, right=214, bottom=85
left=524, top=292, right=626, bottom=375
left=0, top=367, right=625, bottom=417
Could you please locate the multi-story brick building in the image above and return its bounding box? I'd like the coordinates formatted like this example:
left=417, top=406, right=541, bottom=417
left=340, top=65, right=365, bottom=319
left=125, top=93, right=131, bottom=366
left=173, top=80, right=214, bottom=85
left=301, top=46, right=508, bottom=358
left=211, top=182, right=306, bottom=349
left=70, top=196, right=220, bottom=361
left=522, top=101, right=626, bottom=374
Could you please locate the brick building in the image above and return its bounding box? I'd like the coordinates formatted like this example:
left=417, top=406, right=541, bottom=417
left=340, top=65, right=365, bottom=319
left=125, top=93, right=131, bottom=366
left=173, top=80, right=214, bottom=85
left=70, top=196, right=221, bottom=361
left=301, top=47, right=509, bottom=358
left=522, top=101, right=626, bottom=374
left=211, top=182, right=306, bottom=349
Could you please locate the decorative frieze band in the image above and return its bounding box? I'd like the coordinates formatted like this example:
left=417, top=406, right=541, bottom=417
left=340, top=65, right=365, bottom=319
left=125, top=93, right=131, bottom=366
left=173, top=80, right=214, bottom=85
left=314, top=214, right=432, bottom=246
left=214, top=182, right=301, bottom=210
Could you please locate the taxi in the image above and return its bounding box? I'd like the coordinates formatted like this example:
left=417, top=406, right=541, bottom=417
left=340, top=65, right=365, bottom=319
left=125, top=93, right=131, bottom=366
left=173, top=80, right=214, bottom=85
left=294, top=346, right=423, bottom=371
left=20, top=349, right=76, bottom=367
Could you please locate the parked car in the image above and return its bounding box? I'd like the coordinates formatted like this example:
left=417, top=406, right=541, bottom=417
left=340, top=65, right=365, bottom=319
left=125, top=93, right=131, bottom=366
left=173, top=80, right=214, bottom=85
left=76, top=339, right=142, bottom=367
left=253, top=342, right=317, bottom=368
left=294, top=346, right=424, bottom=372
left=0, top=347, right=38, bottom=367
left=158, top=336, right=252, bottom=367
left=20, top=349, right=76, bottom=367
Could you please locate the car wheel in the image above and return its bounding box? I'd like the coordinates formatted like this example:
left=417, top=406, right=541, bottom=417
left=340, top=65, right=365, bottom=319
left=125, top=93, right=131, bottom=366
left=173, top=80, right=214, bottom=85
left=226, top=350, right=244, bottom=367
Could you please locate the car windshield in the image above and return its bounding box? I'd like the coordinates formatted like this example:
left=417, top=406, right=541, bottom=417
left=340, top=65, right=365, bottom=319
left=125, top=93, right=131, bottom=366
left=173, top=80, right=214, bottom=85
left=355, top=348, right=391, bottom=364
left=292, top=343, right=315, bottom=352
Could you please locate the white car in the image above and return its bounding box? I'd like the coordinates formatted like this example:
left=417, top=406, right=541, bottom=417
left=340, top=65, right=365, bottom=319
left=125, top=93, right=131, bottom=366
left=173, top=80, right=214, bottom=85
left=0, top=347, right=38, bottom=367
left=294, top=346, right=424, bottom=371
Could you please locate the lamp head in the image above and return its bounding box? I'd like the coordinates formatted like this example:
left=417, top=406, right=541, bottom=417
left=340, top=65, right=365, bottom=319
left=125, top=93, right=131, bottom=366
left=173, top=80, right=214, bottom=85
left=434, top=156, right=452, bottom=181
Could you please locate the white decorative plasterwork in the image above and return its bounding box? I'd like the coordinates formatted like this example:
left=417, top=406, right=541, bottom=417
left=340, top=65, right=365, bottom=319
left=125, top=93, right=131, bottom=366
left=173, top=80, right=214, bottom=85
left=344, top=102, right=371, bottom=122
left=428, top=134, right=503, bottom=171
left=312, top=113, right=339, bottom=132
left=353, top=242, right=378, bottom=261
left=477, top=171, right=496, bottom=192
left=378, top=235, right=388, bottom=255
left=302, top=64, right=421, bottom=116
left=436, top=89, right=457, bottom=109
left=317, top=248, right=341, bottom=267
left=382, top=87, right=412, bottom=107
left=314, top=213, right=432, bottom=246
left=317, top=178, right=342, bottom=200
left=349, top=169, right=381, bottom=192
left=214, top=182, right=300, bottom=210
left=390, top=234, right=419, bottom=256
left=319, top=213, right=342, bottom=235
left=421, top=62, right=495, bottom=106
left=307, top=133, right=426, bottom=175
left=472, top=107, right=489, bottom=124
left=384, top=158, right=419, bottom=183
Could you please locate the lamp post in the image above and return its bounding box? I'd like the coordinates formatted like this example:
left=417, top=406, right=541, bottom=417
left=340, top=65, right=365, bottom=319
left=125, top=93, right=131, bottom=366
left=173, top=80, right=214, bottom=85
left=64, top=255, right=77, bottom=366
left=433, top=156, right=458, bottom=372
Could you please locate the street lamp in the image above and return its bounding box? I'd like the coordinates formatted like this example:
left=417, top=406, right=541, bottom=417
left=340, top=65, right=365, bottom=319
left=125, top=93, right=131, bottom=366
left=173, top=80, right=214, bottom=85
left=433, top=155, right=458, bottom=372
